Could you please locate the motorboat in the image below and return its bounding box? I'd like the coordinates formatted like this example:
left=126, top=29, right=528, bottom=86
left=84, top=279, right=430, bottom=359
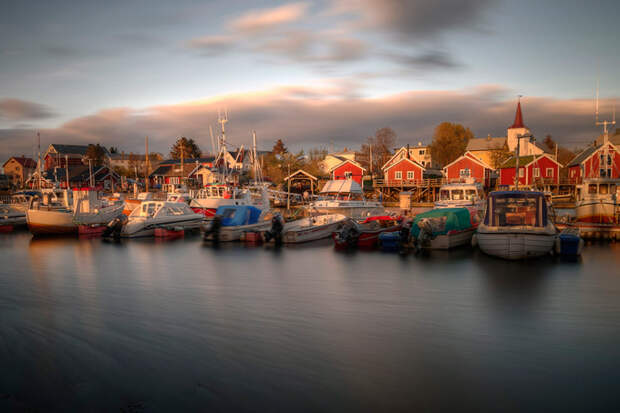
left=0, top=204, right=26, bottom=227
left=26, top=188, right=124, bottom=235
left=202, top=205, right=272, bottom=242
left=123, top=192, right=153, bottom=215
left=575, top=178, right=619, bottom=224
left=166, top=192, right=193, bottom=205
left=410, top=207, right=478, bottom=250
left=332, top=215, right=402, bottom=249
left=475, top=191, right=556, bottom=260
left=281, top=214, right=349, bottom=244
left=435, top=180, right=486, bottom=217
left=121, top=201, right=204, bottom=237
left=190, top=184, right=269, bottom=217
left=308, top=179, right=384, bottom=220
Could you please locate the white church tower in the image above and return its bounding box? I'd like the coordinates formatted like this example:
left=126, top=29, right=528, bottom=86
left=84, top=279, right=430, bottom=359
left=506, top=98, right=543, bottom=156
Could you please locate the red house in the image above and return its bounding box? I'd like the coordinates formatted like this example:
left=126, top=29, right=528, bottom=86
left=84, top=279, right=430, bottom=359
left=443, top=151, right=493, bottom=187
left=567, top=142, right=620, bottom=183
left=382, top=157, right=425, bottom=185
left=330, top=159, right=365, bottom=184
left=499, top=154, right=561, bottom=187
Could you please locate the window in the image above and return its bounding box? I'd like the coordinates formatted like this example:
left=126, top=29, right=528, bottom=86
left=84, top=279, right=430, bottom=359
left=533, top=168, right=540, bottom=178
left=588, top=184, right=597, bottom=194
left=419, top=150, right=425, bottom=155
left=546, top=168, right=554, bottom=177
left=451, top=190, right=464, bottom=200
left=407, top=171, right=414, bottom=180
left=466, top=189, right=477, bottom=200
left=571, top=169, right=576, bottom=177
left=344, top=171, right=352, bottom=179
left=518, top=168, right=524, bottom=178
left=460, top=168, right=471, bottom=177
left=599, top=184, right=609, bottom=195
left=600, top=169, right=606, bottom=177
left=395, top=171, right=402, bottom=180
left=608, top=155, right=612, bottom=165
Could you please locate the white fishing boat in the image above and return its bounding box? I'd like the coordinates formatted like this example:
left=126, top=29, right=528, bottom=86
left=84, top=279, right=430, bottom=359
left=121, top=201, right=204, bottom=237
left=190, top=185, right=269, bottom=217
left=574, top=178, right=619, bottom=224
left=435, top=180, right=486, bottom=217
left=309, top=180, right=384, bottom=220
left=475, top=191, right=556, bottom=260
left=202, top=205, right=272, bottom=241
left=26, top=188, right=124, bottom=235
left=282, top=214, right=349, bottom=244
left=0, top=204, right=26, bottom=226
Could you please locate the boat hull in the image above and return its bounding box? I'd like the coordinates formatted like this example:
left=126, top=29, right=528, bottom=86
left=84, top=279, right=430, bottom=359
left=217, top=221, right=272, bottom=242
left=477, top=228, right=556, bottom=260
left=284, top=215, right=349, bottom=243
left=575, top=201, right=617, bottom=224
left=310, top=205, right=385, bottom=220
left=427, top=227, right=476, bottom=250
left=26, top=209, right=77, bottom=235
left=121, top=216, right=204, bottom=238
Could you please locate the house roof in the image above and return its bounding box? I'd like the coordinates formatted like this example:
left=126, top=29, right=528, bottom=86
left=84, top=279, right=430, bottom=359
left=3, top=156, right=37, bottom=169
left=382, top=156, right=425, bottom=171
left=320, top=179, right=362, bottom=194
left=150, top=163, right=196, bottom=177
left=509, top=101, right=526, bottom=129
left=110, top=153, right=163, bottom=161
left=567, top=142, right=620, bottom=167
left=284, top=169, right=318, bottom=181
left=329, top=158, right=365, bottom=173
left=466, top=137, right=506, bottom=151
left=443, top=151, right=493, bottom=171
left=157, top=157, right=217, bottom=166
left=500, top=154, right=561, bottom=168
left=47, top=144, right=111, bottom=157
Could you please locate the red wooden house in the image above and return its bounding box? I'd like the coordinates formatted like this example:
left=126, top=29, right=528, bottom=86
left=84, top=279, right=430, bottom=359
left=329, top=159, right=365, bottom=184
left=499, top=154, right=561, bottom=187
left=567, top=142, right=620, bottom=183
left=443, top=151, right=493, bottom=187
left=381, top=157, right=425, bottom=185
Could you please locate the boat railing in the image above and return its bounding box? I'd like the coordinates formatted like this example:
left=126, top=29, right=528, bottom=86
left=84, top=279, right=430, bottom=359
left=373, top=178, right=445, bottom=188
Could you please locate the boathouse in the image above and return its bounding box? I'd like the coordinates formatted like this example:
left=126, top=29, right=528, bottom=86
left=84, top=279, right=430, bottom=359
left=381, top=157, right=425, bottom=185
left=443, top=151, right=493, bottom=187
left=329, top=159, right=365, bottom=185
left=566, top=141, right=620, bottom=182
left=499, top=154, right=561, bottom=187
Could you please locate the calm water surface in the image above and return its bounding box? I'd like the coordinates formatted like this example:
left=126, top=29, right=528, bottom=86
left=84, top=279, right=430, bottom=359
left=1, top=230, right=619, bottom=412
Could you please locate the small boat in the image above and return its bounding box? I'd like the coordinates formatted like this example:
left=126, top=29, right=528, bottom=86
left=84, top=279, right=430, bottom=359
left=475, top=191, right=557, bottom=260
left=123, top=192, right=153, bottom=215
left=554, top=227, right=583, bottom=257
left=411, top=207, right=478, bottom=250
left=332, top=215, right=401, bottom=249
left=0, top=203, right=27, bottom=227
left=202, top=205, right=271, bottom=242
left=281, top=214, right=349, bottom=244
left=435, top=180, right=486, bottom=218
left=120, top=201, right=204, bottom=237
left=309, top=179, right=384, bottom=220
left=575, top=178, right=619, bottom=224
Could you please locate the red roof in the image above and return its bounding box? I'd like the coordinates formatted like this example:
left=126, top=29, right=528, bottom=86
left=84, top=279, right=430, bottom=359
left=4, top=156, right=37, bottom=169
left=509, top=101, right=526, bottom=129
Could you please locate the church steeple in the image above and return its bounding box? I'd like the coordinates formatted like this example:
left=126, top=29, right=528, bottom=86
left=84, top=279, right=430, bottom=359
left=509, top=98, right=525, bottom=129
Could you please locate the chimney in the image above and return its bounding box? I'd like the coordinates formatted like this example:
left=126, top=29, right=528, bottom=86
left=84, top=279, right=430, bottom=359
left=407, top=144, right=410, bottom=159
left=487, top=134, right=491, bottom=141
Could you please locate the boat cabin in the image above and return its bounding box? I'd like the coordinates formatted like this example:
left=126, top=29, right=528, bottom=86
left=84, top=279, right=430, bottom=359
left=215, top=205, right=263, bottom=226
left=484, top=191, right=548, bottom=228
left=438, top=183, right=485, bottom=204
left=318, top=179, right=365, bottom=201
left=130, top=201, right=195, bottom=219
left=576, top=178, right=619, bottom=202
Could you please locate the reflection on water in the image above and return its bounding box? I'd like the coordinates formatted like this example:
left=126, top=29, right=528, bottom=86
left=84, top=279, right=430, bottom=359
left=0, top=231, right=619, bottom=412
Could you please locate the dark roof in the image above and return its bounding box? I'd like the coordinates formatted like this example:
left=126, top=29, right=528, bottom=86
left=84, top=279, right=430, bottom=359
left=567, top=144, right=600, bottom=167
left=49, top=144, right=111, bottom=157
left=4, top=156, right=37, bottom=168
left=158, top=157, right=216, bottom=166
left=509, top=101, right=526, bottom=129
left=500, top=155, right=537, bottom=168
left=110, top=153, right=162, bottom=161
left=150, top=163, right=196, bottom=177
left=466, top=137, right=506, bottom=151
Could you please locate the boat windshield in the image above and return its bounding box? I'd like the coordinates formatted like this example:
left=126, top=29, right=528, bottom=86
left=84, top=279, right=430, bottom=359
left=451, top=190, right=464, bottom=200
left=486, top=193, right=546, bottom=227
left=465, top=189, right=477, bottom=200
left=599, top=184, right=608, bottom=195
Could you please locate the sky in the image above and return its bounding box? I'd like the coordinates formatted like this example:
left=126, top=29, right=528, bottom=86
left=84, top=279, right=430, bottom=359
left=1, top=0, right=619, bottom=163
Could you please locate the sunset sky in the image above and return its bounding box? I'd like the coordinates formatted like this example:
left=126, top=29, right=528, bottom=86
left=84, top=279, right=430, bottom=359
left=1, top=0, right=619, bottom=162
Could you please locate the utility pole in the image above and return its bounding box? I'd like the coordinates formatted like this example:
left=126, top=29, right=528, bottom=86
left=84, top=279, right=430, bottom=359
left=88, top=158, right=94, bottom=187
left=65, top=155, right=70, bottom=190
left=145, top=136, right=150, bottom=192
left=181, top=142, right=185, bottom=187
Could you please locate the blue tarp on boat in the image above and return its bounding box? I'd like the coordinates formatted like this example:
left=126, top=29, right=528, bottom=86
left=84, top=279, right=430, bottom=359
left=410, top=208, right=472, bottom=239
left=216, top=205, right=262, bottom=227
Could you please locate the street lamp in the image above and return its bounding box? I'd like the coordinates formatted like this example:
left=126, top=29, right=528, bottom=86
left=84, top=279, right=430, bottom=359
left=514, top=132, right=535, bottom=191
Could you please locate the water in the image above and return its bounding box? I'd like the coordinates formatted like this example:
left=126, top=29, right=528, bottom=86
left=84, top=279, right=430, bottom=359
left=1, top=231, right=619, bottom=412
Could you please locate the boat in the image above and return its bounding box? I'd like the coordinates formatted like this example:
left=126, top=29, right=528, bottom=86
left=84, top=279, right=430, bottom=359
left=332, top=215, right=402, bottom=249
left=475, top=191, right=557, bottom=260
left=190, top=185, right=269, bottom=217
left=120, top=201, right=204, bottom=237
left=281, top=214, right=349, bottom=244
left=26, top=188, right=124, bottom=235
left=435, top=180, right=486, bottom=217
left=309, top=179, right=384, bottom=219
left=0, top=204, right=27, bottom=228
left=202, top=205, right=272, bottom=242
left=411, top=207, right=478, bottom=250
left=575, top=178, right=619, bottom=224
left=123, top=192, right=153, bottom=215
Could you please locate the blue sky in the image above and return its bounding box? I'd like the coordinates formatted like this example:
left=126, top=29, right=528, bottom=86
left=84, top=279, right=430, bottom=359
left=1, top=0, right=618, bottom=161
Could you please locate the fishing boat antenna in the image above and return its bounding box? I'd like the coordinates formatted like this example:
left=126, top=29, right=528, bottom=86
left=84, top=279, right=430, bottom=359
left=209, top=125, right=216, bottom=156
left=595, top=80, right=616, bottom=143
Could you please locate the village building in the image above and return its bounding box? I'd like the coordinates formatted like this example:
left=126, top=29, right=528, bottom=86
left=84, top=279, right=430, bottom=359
left=2, top=156, right=37, bottom=188
left=383, top=144, right=439, bottom=170
left=329, top=159, right=365, bottom=184
left=498, top=154, right=561, bottom=188
left=109, top=152, right=163, bottom=173
left=443, top=151, right=494, bottom=187
left=320, top=150, right=357, bottom=173
left=466, top=100, right=547, bottom=167
left=381, top=156, right=425, bottom=185
left=149, top=157, right=217, bottom=187
left=26, top=165, right=119, bottom=190
left=43, top=144, right=111, bottom=170
left=566, top=140, right=620, bottom=182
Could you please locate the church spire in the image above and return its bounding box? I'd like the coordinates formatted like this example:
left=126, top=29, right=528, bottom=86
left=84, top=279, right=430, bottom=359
left=509, top=97, right=525, bottom=129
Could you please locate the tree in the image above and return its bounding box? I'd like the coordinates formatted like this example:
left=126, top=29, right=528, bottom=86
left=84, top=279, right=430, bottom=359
left=170, top=137, right=201, bottom=159
left=85, top=144, right=107, bottom=166
left=358, top=127, right=398, bottom=173
left=429, top=122, right=473, bottom=167
left=272, top=139, right=288, bottom=155
left=109, top=146, right=118, bottom=154
left=489, top=142, right=512, bottom=169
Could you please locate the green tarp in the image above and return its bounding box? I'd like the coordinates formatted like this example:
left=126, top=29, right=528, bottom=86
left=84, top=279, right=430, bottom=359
left=410, top=208, right=472, bottom=239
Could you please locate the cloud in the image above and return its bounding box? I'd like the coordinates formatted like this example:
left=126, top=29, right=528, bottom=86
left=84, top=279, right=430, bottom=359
left=385, top=50, right=461, bottom=69
left=257, top=31, right=367, bottom=63
left=186, top=35, right=238, bottom=55
left=0, top=98, right=56, bottom=121
left=1, top=85, right=612, bottom=164
left=230, top=2, right=309, bottom=33
left=332, top=0, right=497, bottom=40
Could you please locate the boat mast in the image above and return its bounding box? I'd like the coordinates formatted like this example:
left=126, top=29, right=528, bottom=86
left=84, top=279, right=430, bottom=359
left=595, top=80, right=616, bottom=177
left=37, top=131, right=41, bottom=190
left=145, top=136, right=150, bottom=192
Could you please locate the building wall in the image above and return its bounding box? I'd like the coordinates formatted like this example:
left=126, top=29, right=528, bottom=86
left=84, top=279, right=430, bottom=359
left=499, top=166, right=527, bottom=186
left=383, top=159, right=423, bottom=183
left=445, top=157, right=487, bottom=185
left=568, top=165, right=581, bottom=182
left=332, top=161, right=364, bottom=184
left=44, top=154, right=83, bottom=170
left=581, top=145, right=620, bottom=179
left=499, top=156, right=559, bottom=186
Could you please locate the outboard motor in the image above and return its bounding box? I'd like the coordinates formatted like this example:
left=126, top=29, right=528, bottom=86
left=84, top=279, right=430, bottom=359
left=103, top=214, right=127, bottom=240
left=398, top=221, right=411, bottom=255
left=203, top=215, right=222, bottom=243
left=264, top=214, right=284, bottom=246
left=335, top=221, right=360, bottom=249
